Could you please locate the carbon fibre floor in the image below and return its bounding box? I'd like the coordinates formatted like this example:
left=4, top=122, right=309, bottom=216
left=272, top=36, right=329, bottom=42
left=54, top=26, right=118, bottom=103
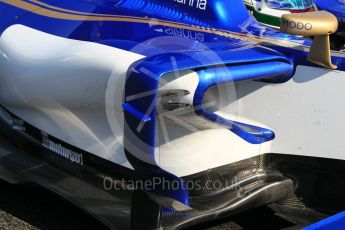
left=0, top=179, right=297, bottom=230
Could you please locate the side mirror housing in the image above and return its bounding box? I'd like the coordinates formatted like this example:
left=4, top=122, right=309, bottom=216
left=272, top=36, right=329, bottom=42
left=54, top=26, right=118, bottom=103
left=280, top=11, right=338, bottom=69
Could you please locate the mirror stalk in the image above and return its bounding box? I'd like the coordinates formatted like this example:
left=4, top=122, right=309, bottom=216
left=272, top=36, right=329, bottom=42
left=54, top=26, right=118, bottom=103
left=308, top=35, right=337, bottom=69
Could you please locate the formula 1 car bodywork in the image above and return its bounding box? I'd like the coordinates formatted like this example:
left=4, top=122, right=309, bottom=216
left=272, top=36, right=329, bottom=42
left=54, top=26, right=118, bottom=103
left=313, top=0, right=345, bottom=50
left=0, top=0, right=345, bottom=229
left=245, top=0, right=345, bottom=51
left=243, top=0, right=316, bottom=28
left=243, top=0, right=345, bottom=51
left=313, top=0, right=345, bottom=31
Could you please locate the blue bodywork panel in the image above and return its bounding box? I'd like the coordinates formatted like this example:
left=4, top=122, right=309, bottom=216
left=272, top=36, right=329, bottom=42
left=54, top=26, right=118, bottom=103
left=304, top=211, right=345, bottom=230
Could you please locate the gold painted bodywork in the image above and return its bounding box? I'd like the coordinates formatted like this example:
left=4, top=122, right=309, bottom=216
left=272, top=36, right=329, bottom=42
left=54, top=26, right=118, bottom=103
left=280, top=11, right=338, bottom=69
left=280, top=11, right=338, bottom=36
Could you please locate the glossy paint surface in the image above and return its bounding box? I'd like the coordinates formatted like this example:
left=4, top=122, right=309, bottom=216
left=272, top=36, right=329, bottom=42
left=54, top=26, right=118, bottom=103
left=314, top=0, right=345, bottom=30
left=2, top=0, right=345, bottom=209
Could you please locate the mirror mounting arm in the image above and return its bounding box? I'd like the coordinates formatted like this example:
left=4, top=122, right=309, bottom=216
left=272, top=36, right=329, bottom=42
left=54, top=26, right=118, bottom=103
left=280, top=11, right=338, bottom=69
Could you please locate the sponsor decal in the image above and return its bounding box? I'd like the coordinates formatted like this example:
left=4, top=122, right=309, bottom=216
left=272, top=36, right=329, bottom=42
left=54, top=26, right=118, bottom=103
left=164, top=26, right=205, bottom=41
left=281, top=19, right=313, bottom=31
left=42, top=132, right=84, bottom=166
left=172, top=0, right=208, bottom=10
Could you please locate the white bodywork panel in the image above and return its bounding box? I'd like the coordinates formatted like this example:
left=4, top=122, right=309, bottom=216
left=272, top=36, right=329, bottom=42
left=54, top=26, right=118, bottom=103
left=158, top=65, right=345, bottom=175
left=156, top=72, right=271, bottom=176
left=0, top=25, right=144, bottom=169
left=0, top=25, right=267, bottom=177
left=236, top=66, right=345, bottom=160
left=1, top=25, right=344, bottom=177
left=260, top=5, right=287, bottom=18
